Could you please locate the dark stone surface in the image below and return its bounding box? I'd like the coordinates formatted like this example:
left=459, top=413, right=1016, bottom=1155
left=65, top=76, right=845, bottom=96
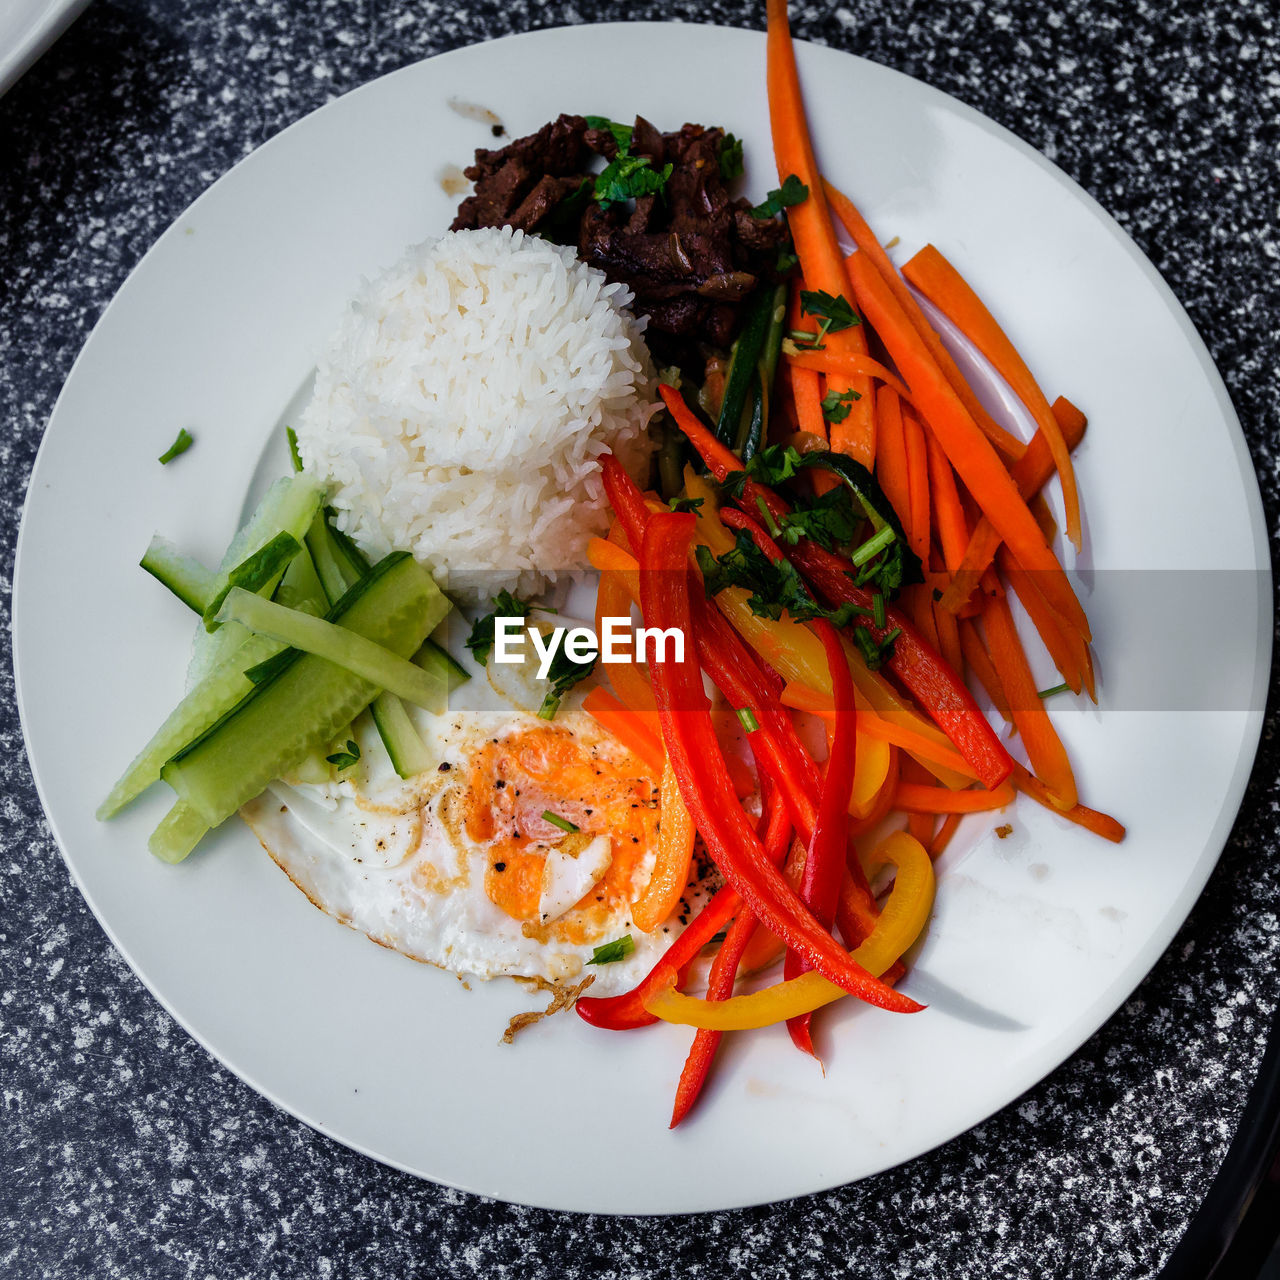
left=1, top=1, right=1277, bottom=1277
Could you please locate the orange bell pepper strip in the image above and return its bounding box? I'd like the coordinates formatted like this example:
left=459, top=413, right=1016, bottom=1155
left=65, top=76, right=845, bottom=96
left=630, top=757, right=696, bottom=935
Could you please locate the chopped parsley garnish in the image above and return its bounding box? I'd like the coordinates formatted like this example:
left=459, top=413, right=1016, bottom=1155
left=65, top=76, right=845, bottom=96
left=1038, top=682, right=1072, bottom=699
left=851, top=624, right=901, bottom=672
left=286, top=426, right=303, bottom=473
left=325, top=739, right=361, bottom=771
left=538, top=644, right=596, bottom=721
left=466, top=590, right=533, bottom=664
left=800, top=289, right=859, bottom=334
left=669, top=495, right=705, bottom=514
left=736, top=707, right=760, bottom=733
left=821, top=388, right=860, bottom=425
left=158, top=428, right=194, bottom=465
left=751, top=173, right=808, bottom=219
left=587, top=934, right=636, bottom=965
left=776, top=248, right=800, bottom=274
left=717, top=132, right=744, bottom=180
left=584, top=115, right=634, bottom=152
left=542, top=810, right=580, bottom=834
left=594, top=152, right=674, bottom=208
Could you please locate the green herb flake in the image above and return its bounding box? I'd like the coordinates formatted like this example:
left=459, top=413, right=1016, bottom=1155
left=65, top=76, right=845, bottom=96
left=1037, top=682, right=1072, bottom=699
left=466, top=590, right=533, bottom=665
left=286, top=426, right=303, bottom=473
left=595, top=153, right=674, bottom=208
left=158, top=428, right=194, bottom=465
left=584, top=115, right=634, bottom=152
left=751, top=173, right=809, bottom=219
left=776, top=248, right=800, bottom=274
left=537, top=642, right=597, bottom=720
left=736, top=706, right=760, bottom=733
left=800, top=289, right=860, bottom=334
left=325, top=739, right=361, bottom=771
left=542, top=809, right=580, bottom=834
left=717, top=132, right=745, bottom=180
left=587, top=934, right=636, bottom=966
left=669, top=495, right=705, bottom=514
left=820, top=388, right=860, bottom=424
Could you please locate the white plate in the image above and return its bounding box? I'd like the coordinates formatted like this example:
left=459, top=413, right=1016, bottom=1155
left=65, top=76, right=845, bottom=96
left=0, top=0, right=90, bottom=97
left=14, top=23, right=1270, bottom=1214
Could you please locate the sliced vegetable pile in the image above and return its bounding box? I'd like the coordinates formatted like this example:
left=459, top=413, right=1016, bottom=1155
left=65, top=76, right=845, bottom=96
left=572, top=0, right=1124, bottom=1127
left=100, top=460, right=467, bottom=862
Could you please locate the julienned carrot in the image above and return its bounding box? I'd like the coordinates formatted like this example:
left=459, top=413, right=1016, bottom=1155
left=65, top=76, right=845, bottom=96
left=895, top=781, right=1015, bottom=813
left=929, top=812, right=962, bottom=859
left=941, top=396, right=1088, bottom=612
left=932, top=599, right=964, bottom=684
left=632, top=758, right=696, bottom=935
left=822, top=179, right=1025, bottom=463
left=876, top=386, right=911, bottom=542
left=765, top=0, right=874, bottom=463
left=924, top=431, right=970, bottom=573
left=792, top=365, right=826, bottom=440
left=845, top=250, right=1091, bottom=643
left=901, top=407, right=931, bottom=564
left=957, top=617, right=1013, bottom=723
left=1011, top=763, right=1125, bottom=843
left=903, top=244, right=1081, bottom=551
left=995, top=544, right=1088, bottom=697
left=981, top=593, right=1078, bottom=811
left=785, top=349, right=912, bottom=401
left=582, top=686, right=664, bottom=770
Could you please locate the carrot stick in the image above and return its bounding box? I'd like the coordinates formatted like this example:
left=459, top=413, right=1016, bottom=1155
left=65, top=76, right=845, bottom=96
left=846, top=250, right=1090, bottom=642
left=981, top=593, right=1078, bottom=810
left=896, top=781, right=1016, bottom=813
left=903, top=244, right=1082, bottom=550
left=933, top=598, right=964, bottom=683
left=901, top=407, right=931, bottom=564
left=957, top=617, right=1013, bottom=723
left=766, top=0, right=874, bottom=463
left=822, top=180, right=1025, bottom=463
left=929, top=812, right=962, bottom=859
left=785, top=349, right=912, bottom=401
left=941, top=396, right=1087, bottom=612
left=995, top=545, right=1085, bottom=696
left=1011, top=762, right=1124, bottom=842
left=875, top=386, right=911, bottom=536
left=924, top=431, right=970, bottom=574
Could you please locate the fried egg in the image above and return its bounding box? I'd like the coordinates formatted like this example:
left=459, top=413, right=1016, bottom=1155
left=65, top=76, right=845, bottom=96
left=240, top=648, right=709, bottom=993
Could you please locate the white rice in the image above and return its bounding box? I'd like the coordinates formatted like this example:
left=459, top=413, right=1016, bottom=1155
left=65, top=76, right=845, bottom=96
left=296, top=226, right=658, bottom=606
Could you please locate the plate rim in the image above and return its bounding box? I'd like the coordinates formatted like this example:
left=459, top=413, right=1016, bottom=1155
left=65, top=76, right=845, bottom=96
left=13, top=20, right=1274, bottom=1215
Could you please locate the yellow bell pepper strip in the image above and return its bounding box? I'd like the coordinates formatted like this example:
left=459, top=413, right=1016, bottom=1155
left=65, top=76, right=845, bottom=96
left=643, top=831, right=935, bottom=1031
left=719, top=504, right=858, bottom=1057
left=637, top=509, right=920, bottom=1015
left=630, top=757, right=696, bottom=935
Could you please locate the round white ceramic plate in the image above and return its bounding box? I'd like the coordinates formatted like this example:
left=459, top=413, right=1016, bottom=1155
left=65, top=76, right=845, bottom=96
left=15, top=23, right=1270, bottom=1215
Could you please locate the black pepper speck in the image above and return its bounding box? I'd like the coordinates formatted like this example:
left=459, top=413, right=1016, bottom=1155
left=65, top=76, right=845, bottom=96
left=2, top=1, right=1278, bottom=1278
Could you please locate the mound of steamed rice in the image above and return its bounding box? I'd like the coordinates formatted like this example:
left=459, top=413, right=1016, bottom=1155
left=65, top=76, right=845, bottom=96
left=296, top=226, right=658, bottom=606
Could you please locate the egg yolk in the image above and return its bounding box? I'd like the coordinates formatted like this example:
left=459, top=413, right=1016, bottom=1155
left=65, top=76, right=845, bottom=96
left=464, top=726, right=658, bottom=938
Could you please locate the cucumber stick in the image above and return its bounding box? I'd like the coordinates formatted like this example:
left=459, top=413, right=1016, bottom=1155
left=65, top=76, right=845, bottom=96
left=201, top=530, right=302, bottom=631
left=140, top=537, right=217, bottom=614
left=215, top=587, right=451, bottom=712
left=162, top=553, right=440, bottom=829
left=148, top=801, right=209, bottom=864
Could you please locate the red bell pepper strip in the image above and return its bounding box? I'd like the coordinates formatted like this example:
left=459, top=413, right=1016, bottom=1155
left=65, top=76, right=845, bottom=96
left=575, top=883, right=741, bottom=1031
left=639, top=510, right=921, bottom=1015
left=669, top=789, right=791, bottom=1128
left=658, top=386, right=1013, bottom=791
left=721, top=507, right=857, bottom=1057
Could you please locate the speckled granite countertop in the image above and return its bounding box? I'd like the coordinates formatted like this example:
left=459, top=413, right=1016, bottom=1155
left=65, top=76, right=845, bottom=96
left=2, top=1, right=1278, bottom=1276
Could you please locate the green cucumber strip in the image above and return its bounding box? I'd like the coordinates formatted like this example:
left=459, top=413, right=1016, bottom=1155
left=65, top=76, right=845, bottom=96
left=715, top=285, right=776, bottom=446
left=272, top=542, right=328, bottom=616
left=97, top=632, right=284, bottom=819
left=140, top=536, right=216, bottom=614
left=148, top=801, right=210, bottom=864
left=216, top=588, right=450, bottom=712
left=202, top=531, right=302, bottom=631
left=325, top=512, right=371, bottom=579
left=420, top=637, right=470, bottom=683
left=370, top=694, right=435, bottom=777
left=163, top=553, right=440, bottom=828
left=305, top=513, right=354, bottom=603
